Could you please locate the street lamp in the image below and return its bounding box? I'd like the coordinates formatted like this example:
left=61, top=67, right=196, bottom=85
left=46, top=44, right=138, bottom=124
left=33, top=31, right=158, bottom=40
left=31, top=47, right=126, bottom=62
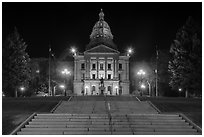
left=61, top=68, right=71, bottom=75
left=16, top=86, right=26, bottom=97
left=61, top=68, right=71, bottom=96
left=19, top=86, right=25, bottom=91
left=70, top=47, right=77, bottom=56
left=36, top=70, right=40, bottom=73
left=140, top=84, right=146, bottom=89
left=137, top=69, right=151, bottom=96
left=178, top=88, right=182, bottom=92
left=137, top=69, right=146, bottom=76
left=59, top=84, right=65, bottom=89
left=127, top=48, right=133, bottom=56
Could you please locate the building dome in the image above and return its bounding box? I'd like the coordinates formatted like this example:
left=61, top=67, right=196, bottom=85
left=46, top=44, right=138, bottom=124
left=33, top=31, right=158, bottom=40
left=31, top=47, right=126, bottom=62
left=90, top=9, right=113, bottom=40
left=86, top=9, right=117, bottom=50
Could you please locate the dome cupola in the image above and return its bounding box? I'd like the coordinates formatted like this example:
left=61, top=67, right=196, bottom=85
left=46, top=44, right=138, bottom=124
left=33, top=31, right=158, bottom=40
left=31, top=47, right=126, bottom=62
left=90, top=9, right=113, bottom=40
left=86, top=9, right=117, bottom=50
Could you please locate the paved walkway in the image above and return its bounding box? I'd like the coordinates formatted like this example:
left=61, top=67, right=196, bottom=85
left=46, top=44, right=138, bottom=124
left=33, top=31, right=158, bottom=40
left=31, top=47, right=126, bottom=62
left=54, top=96, right=158, bottom=114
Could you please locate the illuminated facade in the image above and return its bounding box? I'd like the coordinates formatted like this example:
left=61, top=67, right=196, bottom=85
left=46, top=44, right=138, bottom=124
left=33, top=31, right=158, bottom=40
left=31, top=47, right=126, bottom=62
left=73, top=9, right=130, bottom=95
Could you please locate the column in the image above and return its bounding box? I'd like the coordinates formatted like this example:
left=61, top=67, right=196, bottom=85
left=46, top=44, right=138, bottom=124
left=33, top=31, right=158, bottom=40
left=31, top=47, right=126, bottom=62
left=86, top=59, right=90, bottom=79
left=88, top=59, right=91, bottom=79
left=113, top=60, right=115, bottom=79
left=97, top=59, right=99, bottom=79
left=115, top=60, right=117, bottom=79
left=74, top=60, right=77, bottom=80
left=85, top=59, right=88, bottom=79
left=105, top=58, right=107, bottom=79
left=126, top=61, right=129, bottom=80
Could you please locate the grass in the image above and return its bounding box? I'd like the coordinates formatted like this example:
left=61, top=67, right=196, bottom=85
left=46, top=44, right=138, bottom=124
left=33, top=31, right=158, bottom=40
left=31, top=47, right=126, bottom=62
left=138, top=96, right=202, bottom=128
left=2, top=96, right=69, bottom=135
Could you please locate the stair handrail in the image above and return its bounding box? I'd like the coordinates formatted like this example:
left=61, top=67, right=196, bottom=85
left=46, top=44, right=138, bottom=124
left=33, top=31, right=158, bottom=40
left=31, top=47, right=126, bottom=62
left=179, top=113, right=202, bottom=133
left=147, top=101, right=161, bottom=113
left=9, top=112, right=36, bottom=135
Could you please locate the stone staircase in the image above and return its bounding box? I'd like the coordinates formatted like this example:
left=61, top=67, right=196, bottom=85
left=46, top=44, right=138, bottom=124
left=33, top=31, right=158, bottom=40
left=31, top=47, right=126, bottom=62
left=17, top=113, right=201, bottom=135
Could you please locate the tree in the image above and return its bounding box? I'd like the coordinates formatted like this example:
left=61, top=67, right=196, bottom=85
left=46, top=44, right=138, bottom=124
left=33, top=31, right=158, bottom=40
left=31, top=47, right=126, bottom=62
left=168, top=17, right=202, bottom=97
left=2, top=27, right=31, bottom=97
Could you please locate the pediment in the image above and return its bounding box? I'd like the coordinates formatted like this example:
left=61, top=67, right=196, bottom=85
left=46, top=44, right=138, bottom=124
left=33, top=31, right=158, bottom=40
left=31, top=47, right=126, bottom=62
left=84, top=44, right=119, bottom=54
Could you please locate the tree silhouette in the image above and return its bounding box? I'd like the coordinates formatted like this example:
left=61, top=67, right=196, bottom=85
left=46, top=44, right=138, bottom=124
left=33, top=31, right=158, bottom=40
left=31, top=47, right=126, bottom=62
left=168, top=17, right=202, bottom=97
left=2, top=27, right=31, bottom=97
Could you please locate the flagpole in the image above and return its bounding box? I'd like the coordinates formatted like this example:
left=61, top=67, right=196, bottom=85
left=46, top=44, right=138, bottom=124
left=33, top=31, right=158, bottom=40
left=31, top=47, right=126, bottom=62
left=155, top=45, right=158, bottom=97
left=48, top=45, right=51, bottom=96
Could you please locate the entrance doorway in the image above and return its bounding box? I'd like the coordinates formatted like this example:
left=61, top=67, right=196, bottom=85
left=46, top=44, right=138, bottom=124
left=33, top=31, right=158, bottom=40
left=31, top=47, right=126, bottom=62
left=91, top=86, right=95, bottom=95
left=99, top=86, right=105, bottom=95
left=108, top=86, right=112, bottom=95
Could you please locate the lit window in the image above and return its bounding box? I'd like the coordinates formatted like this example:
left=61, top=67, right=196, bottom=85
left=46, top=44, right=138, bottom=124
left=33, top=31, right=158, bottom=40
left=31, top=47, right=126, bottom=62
left=100, top=64, right=103, bottom=70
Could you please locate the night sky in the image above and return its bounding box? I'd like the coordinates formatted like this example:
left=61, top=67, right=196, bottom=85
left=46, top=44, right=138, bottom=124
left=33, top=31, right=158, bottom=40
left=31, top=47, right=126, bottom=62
left=3, top=2, right=202, bottom=61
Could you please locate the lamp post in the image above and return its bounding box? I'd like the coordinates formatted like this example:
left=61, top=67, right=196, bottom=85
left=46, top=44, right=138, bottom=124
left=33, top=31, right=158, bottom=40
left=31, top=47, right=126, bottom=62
left=19, top=86, right=25, bottom=97
left=137, top=69, right=151, bottom=96
left=59, top=84, right=65, bottom=96
left=70, top=47, right=77, bottom=56
left=61, top=68, right=71, bottom=96
left=155, top=45, right=159, bottom=97
left=127, top=48, right=133, bottom=57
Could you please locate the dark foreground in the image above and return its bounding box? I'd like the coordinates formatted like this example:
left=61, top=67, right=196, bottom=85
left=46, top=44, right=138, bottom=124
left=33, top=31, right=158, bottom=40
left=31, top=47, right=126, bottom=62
left=138, top=96, right=202, bottom=128
left=2, top=96, right=202, bottom=134
left=2, top=97, right=69, bottom=135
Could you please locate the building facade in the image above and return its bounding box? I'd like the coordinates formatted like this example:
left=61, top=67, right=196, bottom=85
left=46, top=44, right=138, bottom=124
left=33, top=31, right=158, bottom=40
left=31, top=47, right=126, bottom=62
left=73, top=9, right=130, bottom=95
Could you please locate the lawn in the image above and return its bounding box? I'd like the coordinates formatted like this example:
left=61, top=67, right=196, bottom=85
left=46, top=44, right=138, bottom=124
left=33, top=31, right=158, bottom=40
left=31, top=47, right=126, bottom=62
left=2, top=96, right=69, bottom=135
left=138, top=96, right=202, bottom=128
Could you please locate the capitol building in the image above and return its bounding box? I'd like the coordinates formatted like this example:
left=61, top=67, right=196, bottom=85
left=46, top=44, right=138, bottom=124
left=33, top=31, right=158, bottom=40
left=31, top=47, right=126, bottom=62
left=73, top=9, right=130, bottom=95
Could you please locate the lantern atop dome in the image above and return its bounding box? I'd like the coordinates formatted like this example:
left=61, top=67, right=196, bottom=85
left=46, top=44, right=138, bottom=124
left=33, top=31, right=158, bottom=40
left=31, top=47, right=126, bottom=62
left=99, top=9, right=104, bottom=21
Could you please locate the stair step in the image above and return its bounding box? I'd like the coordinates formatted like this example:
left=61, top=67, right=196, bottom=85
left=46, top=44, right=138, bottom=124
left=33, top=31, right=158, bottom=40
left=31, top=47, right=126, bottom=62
left=25, top=125, right=67, bottom=128
left=115, top=125, right=193, bottom=128
left=36, top=114, right=108, bottom=117
left=17, top=131, right=200, bottom=135
left=22, top=127, right=195, bottom=131
left=21, top=128, right=88, bottom=131
left=17, top=131, right=63, bottom=135
left=16, top=113, right=200, bottom=135
left=26, top=124, right=110, bottom=128
left=29, top=121, right=188, bottom=125
left=29, top=121, right=92, bottom=125
left=32, top=119, right=109, bottom=122
left=133, top=131, right=201, bottom=135
left=31, top=119, right=185, bottom=122
left=111, top=132, right=133, bottom=135
left=64, top=131, right=112, bottom=135
left=155, top=128, right=197, bottom=132
left=35, top=116, right=109, bottom=119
